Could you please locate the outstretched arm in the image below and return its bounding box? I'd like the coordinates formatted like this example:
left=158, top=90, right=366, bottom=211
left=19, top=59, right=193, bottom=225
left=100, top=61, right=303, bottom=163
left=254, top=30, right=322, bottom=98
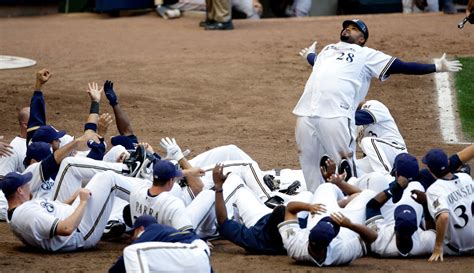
left=299, top=41, right=317, bottom=66
left=386, top=54, right=462, bottom=76
left=104, top=80, right=134, bottom=136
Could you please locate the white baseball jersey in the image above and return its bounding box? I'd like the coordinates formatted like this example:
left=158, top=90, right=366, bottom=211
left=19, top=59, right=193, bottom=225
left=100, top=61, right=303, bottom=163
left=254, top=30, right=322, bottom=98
left=9, top=170, right=140, bottom=252
left=0, top=136, right=27, bottom=176
left=130, top=185, right=216, bottom=238
left=130, top=185, right=194, bottom=231
left=0, top=137, right=27, bottom=220
left=369, top=219, right=435, bottom=257
left=278, top=221, right=365, bottom=266
left=293, top=42, right=394, bottom=119
left=358, top=100, right=406, bottom=146
left=8, top=198, right=83, bottom=252
left=24, top=162, right=55, bottom=199
left=427, top=173, right=474, bottom=253
left=368, top=182, right=435, bottom=257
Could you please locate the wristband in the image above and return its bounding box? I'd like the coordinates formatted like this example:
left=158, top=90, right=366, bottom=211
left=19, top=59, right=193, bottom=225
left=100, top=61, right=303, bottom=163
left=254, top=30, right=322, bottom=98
left=90, top=101, right=100, bottom=114
left=84, top=122, right=97, bottom=132
left=215, top=188, right=223, bottom=193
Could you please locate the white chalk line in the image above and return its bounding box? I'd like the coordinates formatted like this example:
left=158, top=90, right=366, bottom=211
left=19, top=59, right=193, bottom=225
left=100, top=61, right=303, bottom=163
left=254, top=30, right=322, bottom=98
left=433, top=66, right=470, bottom=145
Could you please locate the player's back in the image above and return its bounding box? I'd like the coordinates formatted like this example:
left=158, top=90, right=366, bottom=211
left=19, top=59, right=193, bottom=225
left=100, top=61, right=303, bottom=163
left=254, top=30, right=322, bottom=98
left=427, top=173, right=474, bottom=253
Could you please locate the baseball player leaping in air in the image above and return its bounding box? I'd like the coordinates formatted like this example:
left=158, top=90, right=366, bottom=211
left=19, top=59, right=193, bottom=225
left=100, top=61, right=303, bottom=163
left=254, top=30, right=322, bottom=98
left=294, top=19, right=462, bottom=193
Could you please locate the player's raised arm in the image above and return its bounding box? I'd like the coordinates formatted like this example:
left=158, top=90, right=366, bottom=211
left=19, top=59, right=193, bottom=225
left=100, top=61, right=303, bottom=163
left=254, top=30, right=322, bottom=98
left=27, top=68, right=52, bottom=144
left=385, top=53, right=462, bottom=77
left=160, top=137, right=204, bottom=196
left=55, top=188, right=90, bottom=236
left=213, top=163, right=230, bottom=225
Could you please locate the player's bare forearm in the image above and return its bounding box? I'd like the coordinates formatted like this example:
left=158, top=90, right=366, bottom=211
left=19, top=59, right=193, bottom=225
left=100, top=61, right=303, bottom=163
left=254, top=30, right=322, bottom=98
left=347, top=222, right=378, bottom=245
left=215, top=187, right=227, bottom=225
left=434, top=212, right=449, bottom=251
left=456, top=143, right=474, bottom=163
left=56, top=200, right=88, bottom=236
left=179, top=158, right=204, bottom=195
left=62, top=190, right=80, bottom=205
left=112, top=104, right=134, bottom=136
left=285, top=201, right=311, bottom=220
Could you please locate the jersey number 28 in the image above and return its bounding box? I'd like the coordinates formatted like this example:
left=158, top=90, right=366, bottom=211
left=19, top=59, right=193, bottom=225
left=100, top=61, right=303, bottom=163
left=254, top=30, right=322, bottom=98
left=336, top=52, right=354, bottom=63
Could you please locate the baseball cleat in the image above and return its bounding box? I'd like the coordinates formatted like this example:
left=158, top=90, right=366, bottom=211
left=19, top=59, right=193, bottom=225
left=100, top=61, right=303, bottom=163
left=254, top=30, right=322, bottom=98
left=338, top=158, right=352, bottom=181
left=264, top=195, right=285, bottom=209
left=102, top=220, right=126, bottom=240
left=123, top=145, right=146, bottom=177
left=279, top=180, right=301, bottom=195
left=263, top=174, right=280, bottom=191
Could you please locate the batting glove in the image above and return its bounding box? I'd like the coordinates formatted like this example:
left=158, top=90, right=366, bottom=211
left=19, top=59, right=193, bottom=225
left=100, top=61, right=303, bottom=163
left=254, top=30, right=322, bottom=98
left=160, top=137, right=184, bottom=161
left=434, top=53, right=462, bottom=72
left=299, top=41, right=317, bottom=60
left=104, top=80, right=118, bottom=106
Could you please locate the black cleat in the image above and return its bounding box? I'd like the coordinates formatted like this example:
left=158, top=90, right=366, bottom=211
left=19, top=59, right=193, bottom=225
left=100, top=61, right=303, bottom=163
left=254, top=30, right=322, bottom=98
left=102, top=220, right=126, bottom=240
left=263, top=174, right=280, bottom=191
left=264, top=195, right=285, bottom=209
left=338, top=158, right=352, bottom=181
left=279, top=180, right=301, bottom=195
left=123, top=145, right=146, bottom=177
left=204, top=20, right=234, bottom=30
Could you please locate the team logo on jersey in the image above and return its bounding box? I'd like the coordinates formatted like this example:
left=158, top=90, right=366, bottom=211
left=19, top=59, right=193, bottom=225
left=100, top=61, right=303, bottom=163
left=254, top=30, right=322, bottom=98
left=40, top=201, right=55, bottom=213
left=41, top=179, right=54, bottom=191
left=432, top=198, right=440, bottom=209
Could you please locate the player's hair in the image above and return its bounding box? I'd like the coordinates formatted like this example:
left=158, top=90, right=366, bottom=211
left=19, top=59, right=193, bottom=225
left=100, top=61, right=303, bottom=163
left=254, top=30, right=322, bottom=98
left=152, top=177, right=171, bottom=187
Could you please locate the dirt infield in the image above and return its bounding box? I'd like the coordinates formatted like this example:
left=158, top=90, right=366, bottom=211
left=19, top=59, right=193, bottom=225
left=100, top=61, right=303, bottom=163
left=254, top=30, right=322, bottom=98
left=0, top=11, right=473, bottom=272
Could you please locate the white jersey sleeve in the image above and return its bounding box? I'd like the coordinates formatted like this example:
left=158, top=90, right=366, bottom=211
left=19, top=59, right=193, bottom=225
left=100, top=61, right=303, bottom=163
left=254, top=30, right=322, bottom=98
left=278, top=220, right=313, bottom=262
left=0, top=137, right=27, bottom=176
left=363, top=48, right=395, bottom=81
left=359, top=100, right=406, bottom=146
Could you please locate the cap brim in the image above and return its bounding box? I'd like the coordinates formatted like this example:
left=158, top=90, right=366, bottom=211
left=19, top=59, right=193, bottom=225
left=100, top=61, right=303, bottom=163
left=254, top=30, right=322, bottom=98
left=56, top=130, right=66, bottom=139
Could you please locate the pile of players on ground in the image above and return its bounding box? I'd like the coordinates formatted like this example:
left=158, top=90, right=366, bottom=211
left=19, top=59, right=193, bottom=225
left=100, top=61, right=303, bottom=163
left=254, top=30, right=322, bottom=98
left=0, top=69, right=473, bottom=273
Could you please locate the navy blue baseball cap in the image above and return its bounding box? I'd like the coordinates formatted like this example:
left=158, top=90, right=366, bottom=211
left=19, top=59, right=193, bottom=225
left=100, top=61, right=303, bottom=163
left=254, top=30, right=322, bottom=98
left=153, top=160, right=183, bottom=181
left=309, top=216, right=340, bottom=249
left=111, top=135, right=135, bottom=150
left=342, top=19, right=369, bottom=42
left=422, top=148, right=449, bottom=178
left=393, top=153, right=419, bottom=181
left=0, top=172, right=32, bottom=196
left=394, top=205, right=418, bottom=237
left=31, top=125, right=66, bottom=143
left=133, top=215, right=157, bottom=230
left=23, top=142, right=52, bottom=167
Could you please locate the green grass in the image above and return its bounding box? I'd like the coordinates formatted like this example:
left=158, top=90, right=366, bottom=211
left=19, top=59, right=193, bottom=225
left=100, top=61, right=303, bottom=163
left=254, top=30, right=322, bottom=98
left=455, top=57, right=474, bottom=141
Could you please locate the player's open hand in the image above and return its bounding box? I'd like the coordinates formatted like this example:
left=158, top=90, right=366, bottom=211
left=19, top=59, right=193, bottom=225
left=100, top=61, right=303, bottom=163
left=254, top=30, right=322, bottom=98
left=309, top=203, right=326, bottom=215
left=160, top=137, right=184, bottom=161
left=104, top=80, right=118, bottom=106
left=330, top=212, right=351, bottom=228
left=411, top=189, right=427, bottom=205
left=97, top=113, right=113, bottom=137
left=434, top=53, right=462, bottom=72
left=87, top=82, right=103, bottom=102
left=321, top=158, right=336, bottom=181
left=212, top=163, right=230, bottom=189
left=299, top=41, right=317, bottom=59
left=429, top=246, right=444, bottom=262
